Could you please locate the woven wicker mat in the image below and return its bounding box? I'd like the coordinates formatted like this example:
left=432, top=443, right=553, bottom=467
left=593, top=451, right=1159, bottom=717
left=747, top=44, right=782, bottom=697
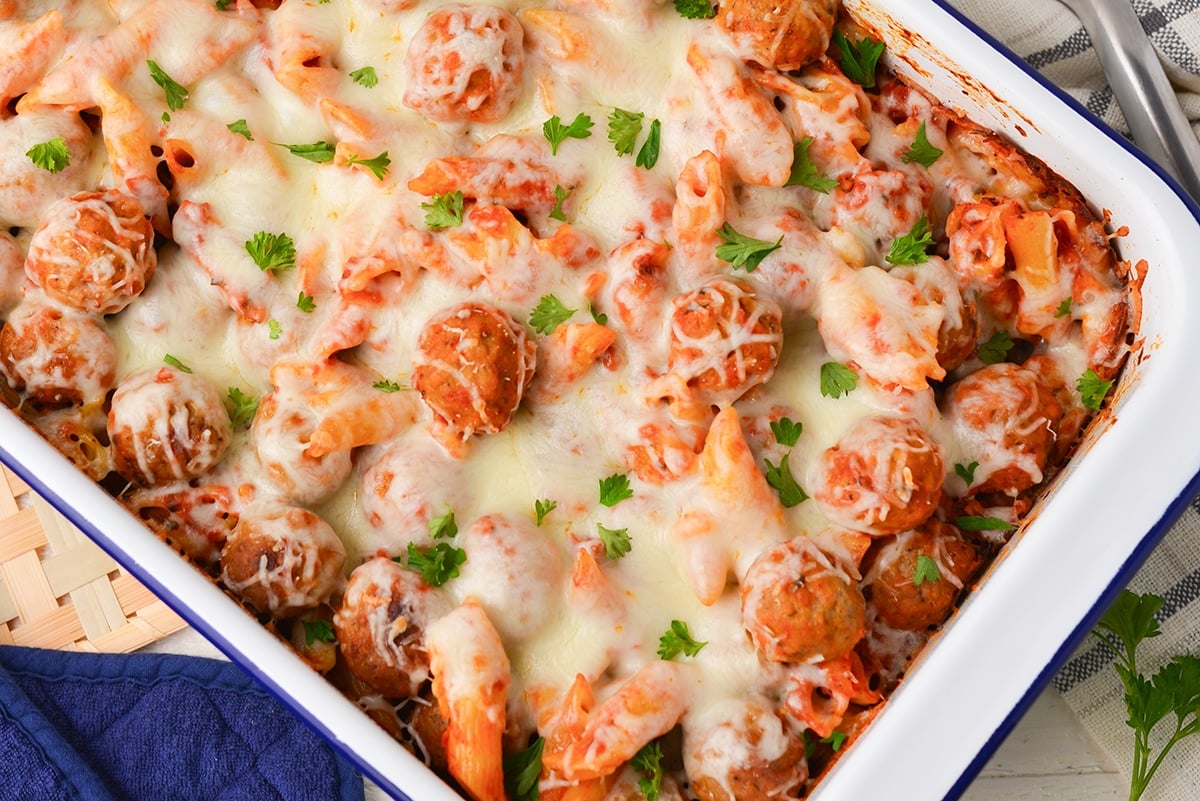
left=0, top=465, right=184, bottom=652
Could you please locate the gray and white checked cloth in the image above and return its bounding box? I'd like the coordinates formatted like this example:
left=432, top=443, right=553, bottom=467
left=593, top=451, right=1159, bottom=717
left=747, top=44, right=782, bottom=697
left=947, top=1, right=1200, bottom=798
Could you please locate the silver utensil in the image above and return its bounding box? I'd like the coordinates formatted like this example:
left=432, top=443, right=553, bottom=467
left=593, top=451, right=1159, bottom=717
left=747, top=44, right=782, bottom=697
left=1058, top=0, right=1200, bottom=200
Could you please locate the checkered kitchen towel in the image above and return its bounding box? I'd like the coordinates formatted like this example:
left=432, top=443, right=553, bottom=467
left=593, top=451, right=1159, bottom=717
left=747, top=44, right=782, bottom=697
left=947, top=1, right=1200, bottom=798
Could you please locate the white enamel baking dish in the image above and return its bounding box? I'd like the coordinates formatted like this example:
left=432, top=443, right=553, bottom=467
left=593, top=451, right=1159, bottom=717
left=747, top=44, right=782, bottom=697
left=4, top=1, right=1200, bottom=799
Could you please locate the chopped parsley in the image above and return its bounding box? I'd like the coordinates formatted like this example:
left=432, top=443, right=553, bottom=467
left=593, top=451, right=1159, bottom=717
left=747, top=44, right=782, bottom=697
left=832, top=30, right=885, bottom=89
left=245, top=231, right=297, bottom=273
left=607, top=108, right=645, bottom=156
left=764, top=454, right=808, bottom=508
left=296, top=292, right=316, bottom=313
left=421, top=190, right=465, bottom=230
left=26, top=138, right=70, bottom=173
left=913, top=554, right=942, bottom=586
left=770, top=417, right=803, bottom=447
left=901, top=121, right=943, bottom=168
left=147, top=60, right=189, bottom=110
left=598, top=473, right=633, bottom=507
left=227, top=119, right=253, bottom=140
left=549, top=184, right=571, bottom=222
left=632, top=741, right=666, bottom=801
left=403, top=541, right=466, bottom=587
left=822, top=731, right=847, bottom=752
left=428, top=508, right=458, bottom=540
left=1055, top=297, right=1074, bottom=318
left=276, top=140, right=337, bottom=164
left=657, top=620, right=708, bottom=660
left=302, top=619, right=335, bottom=645
left=819, top=361, right=858, bottom=398
left=226, top=387, right=259, bottom=429
left=1078, top=368, right=1114, bottom=411
left=785, top=136, right=838, bottom=193
left=349, top=66, right=378, bottom=88
left=672, top=0, right=716, bottom=19
left=373, top=378, right=403, bottom=393
left=955, top=460, right=979, bottom=486
left=534, top=498, right=557, bottom=526
left=636, top=118, right=661, bottom=169
left=163, top=354, right=192, bottom=373
left=955, top=515, right=1016, bottom=532
left=597, top=524, right=631, bottom=559
left=267, top=319, right=283, bottom=340
left=529, top=294, right=577, bottom=335
left=715, top=223, right=783, bottom=272
left=589, top=304, right=608, bottom=325
left=344, top=150, right=391, bottom=180
left=886, top=215, right=934, bottom=265
left=543, top=112, right=594, bottom=155
left=978, top=330, right=1014, bottom=365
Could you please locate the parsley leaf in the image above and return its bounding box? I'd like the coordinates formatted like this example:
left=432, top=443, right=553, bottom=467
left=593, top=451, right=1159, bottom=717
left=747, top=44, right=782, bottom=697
left=147, top=60, right=189, bottom=110
left=549, top=184, right=571, bottom=222
left=349, top=66, right=378, bottom=88
left=955, top=460, right=979, bottom=486
left=529, top=294, right=577, bottom=335
left=785, top=136, right=838, bottom=193
left=26, top=138, right=70, bottom=173
left=590, top=305, right=608, bottom=325
left=657, top=620, right=708, bottom=660
left=631, top=741, right=665, bottom=801
left=913, top=554, right=941, bottom=586
left=955, top=515, right=1016, bottom=532
left=226, top=387, right=259, bottom=429
left=276, top=140, right=337, bottom=164
left=672, top=0, right=716, bottom=19
left=832, top=30, right=885, bottom=89
left=608, top=108, right=645, bottom=156
left=227, top=119, right=253, bottom=140
left=245, top=231, right=297, bottom=273
left=901, top=120, right=943, bottom=168
left=597, top=524, right=631, bottom=559
left=296, top=292, right=316, bottom=313
left=163, top=354, right=192, bottom=373
left=422, top=191, right=465, bottom=230
left=267, top=319, right=282, bottom=340
left=819, top=361, right=858, bottom=398
left=344, top=150, right=390, bottom=180
left=822, top=731, right=847, bottom=752
left=373, top=378, right=403, bottom=393
left=764, top=454, right=808, bottom=508
left=543, top=113, right=594, bottom=155
left=886, top=215, right=934, bottom=265
left=715, top=223, right=783, bottom=272
left=404, top=542, right=466, bottom=587
left=1078, top=368, right=1114, bottom=411
left=598, top=473, right=633, bottom=507
left=428, top=508, right=458, bottom=539
left=636, top=118, right=661, bottom=169
left=302, top=619, right=335, bottom=645
left=503, top=737, right=544, bottom=801
left=215, top=0, right=232, bottom=9
left=770, top=417, right=802, bottom=447
left=978, top=330, right=1014, bottom=365
left=534, top=499, right=557, bottom=526
left=1055, top=297, right=1074, bottom=318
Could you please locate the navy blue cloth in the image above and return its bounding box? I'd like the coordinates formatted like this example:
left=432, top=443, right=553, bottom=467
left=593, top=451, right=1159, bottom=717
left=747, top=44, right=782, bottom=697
left=0, top=645, right=364, bottom=801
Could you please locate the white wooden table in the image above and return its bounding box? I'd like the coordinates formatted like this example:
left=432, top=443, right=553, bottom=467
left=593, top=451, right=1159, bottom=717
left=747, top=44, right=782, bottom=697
left=149, top=628, right=1126, bottom=800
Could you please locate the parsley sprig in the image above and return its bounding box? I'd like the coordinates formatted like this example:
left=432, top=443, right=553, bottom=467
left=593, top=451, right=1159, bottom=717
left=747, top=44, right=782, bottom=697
left=302, top=619, right=335, bottom=645
left=277, top=140, right=336, bottom=164
left=832, top=30, right=885, bottom=89
left=819, top=361, right=858, bottom=398
left=245, top=231, right=297, bottom=273
left=770, top=417, right=802, bottom=448
left=544, top=113, right=594, bottom=155
left=1094, top=590, right=1200, bottom=801
left=147, top=60, right=189, bottom=110
left=226, top=387, right=259, bottom=429
left=764, top=454, right=808, bottom=508
left=672, top=0, right=715, bottom=19
left=598, top=473, right=633, bottom=507
left=1078, top=368, right=1114, bottom=411
left=657, top=620, right=708, bottom=660
left=534, top=499, right=557, bottom=526
left=345, top=150, right=390, bottom=180
left=886, top=215, right=934, bottom=265
left=715, top=223, right=783, bottom=272
left=632, top=741, right=666, bottom=801
left=913, top=554, right=941, bottom=586
left=349, top=66, right=378, bottom=88
left=607, top=108, right=644, bottom=156
left=978, top=330, right=1014, bottom=365
left=422, top=191, right=465, bottom=230
left=785, top=136, right=838, bottom=193
left=529, top=294, right=576, bottom=335
left=901, top=121, right=943, bottom=168
left=597, top=524, right=631, bottom=559
left=403, top=542, right=466, bottom=587
left=26, top=138, right=70, bottom=173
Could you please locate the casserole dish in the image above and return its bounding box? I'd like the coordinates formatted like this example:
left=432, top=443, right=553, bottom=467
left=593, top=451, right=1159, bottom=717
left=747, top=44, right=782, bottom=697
left=2, top=2, right=1200, bottom=801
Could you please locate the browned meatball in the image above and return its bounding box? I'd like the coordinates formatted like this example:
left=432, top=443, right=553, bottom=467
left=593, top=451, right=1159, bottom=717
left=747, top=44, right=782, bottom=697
left=220, top=505, right=347, bottom=618
left=810, top=415, right=944, bottom=536
left=412, top=302, right=536, bottom=441
left=107, top=366, right=233, bottom=486
left=24, top=189, right=156, bottom=314
left=716, top=0, right=838, bottom=71
left=941, top=362, right=1065, bottom=497
left=741, top=536, right=866, bottom=664
left=667, top=277, right=783, bottom=405
left=0, top=296, right=116, bottom=406
left=333, top=556, right=449, bottom=698
left=685, top=698, right=808, bottom=801
left=402, top=4, right=525, bottom=123
left=867, top=519, right=985, bottom=631
left=125, top=481, right=239, bottom=568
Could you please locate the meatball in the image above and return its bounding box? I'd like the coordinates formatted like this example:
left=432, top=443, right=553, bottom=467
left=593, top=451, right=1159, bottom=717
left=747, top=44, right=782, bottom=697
left=716, top=0, right=837, bottom=71
left=333, top=556, right=449, bottom=698
left=359, top=436, right=463, bottom=550
left=810, top=415, right=944, bottom=536
left=24, top=189, right=156, bottom=314
left=667, top=277, right=783, bottom=405
left=252, top=390, right=353, bottom=506
left=741, top=536, right=866, bottom=664
left=126, top=481, right=239, bottom=568
left=891, top=258, right=979, bottom=373
left=0, top=295, right=116, bottom=406
left=941, top=362, right=1065, bottom=497
left=402, top=4, right=525, bottom=123
left=0, top=109, right=97, bottom=230
left=1, top=231, right=22, bottom=318
left=220, top=505, right=347, bottom=618
left=684, top=698, right=808, bottom=801
left=867, top=519, right=985, bottom=631
left=411, top=302, right=536, bottom=441
left=107, top=366, right=233, bottom=486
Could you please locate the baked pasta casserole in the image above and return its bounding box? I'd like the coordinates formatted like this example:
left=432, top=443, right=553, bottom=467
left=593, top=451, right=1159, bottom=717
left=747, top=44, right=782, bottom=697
left=0, top=0, right=1136, bottom=797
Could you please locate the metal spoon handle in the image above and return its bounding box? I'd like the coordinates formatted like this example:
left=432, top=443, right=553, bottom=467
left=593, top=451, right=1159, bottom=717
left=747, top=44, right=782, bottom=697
left=1065, top=0, right=1200, bottom=200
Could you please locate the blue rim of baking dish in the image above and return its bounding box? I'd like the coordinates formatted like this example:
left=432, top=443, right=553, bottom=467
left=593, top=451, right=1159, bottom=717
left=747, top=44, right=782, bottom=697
left=923, top=2, right=1200, bottom=798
